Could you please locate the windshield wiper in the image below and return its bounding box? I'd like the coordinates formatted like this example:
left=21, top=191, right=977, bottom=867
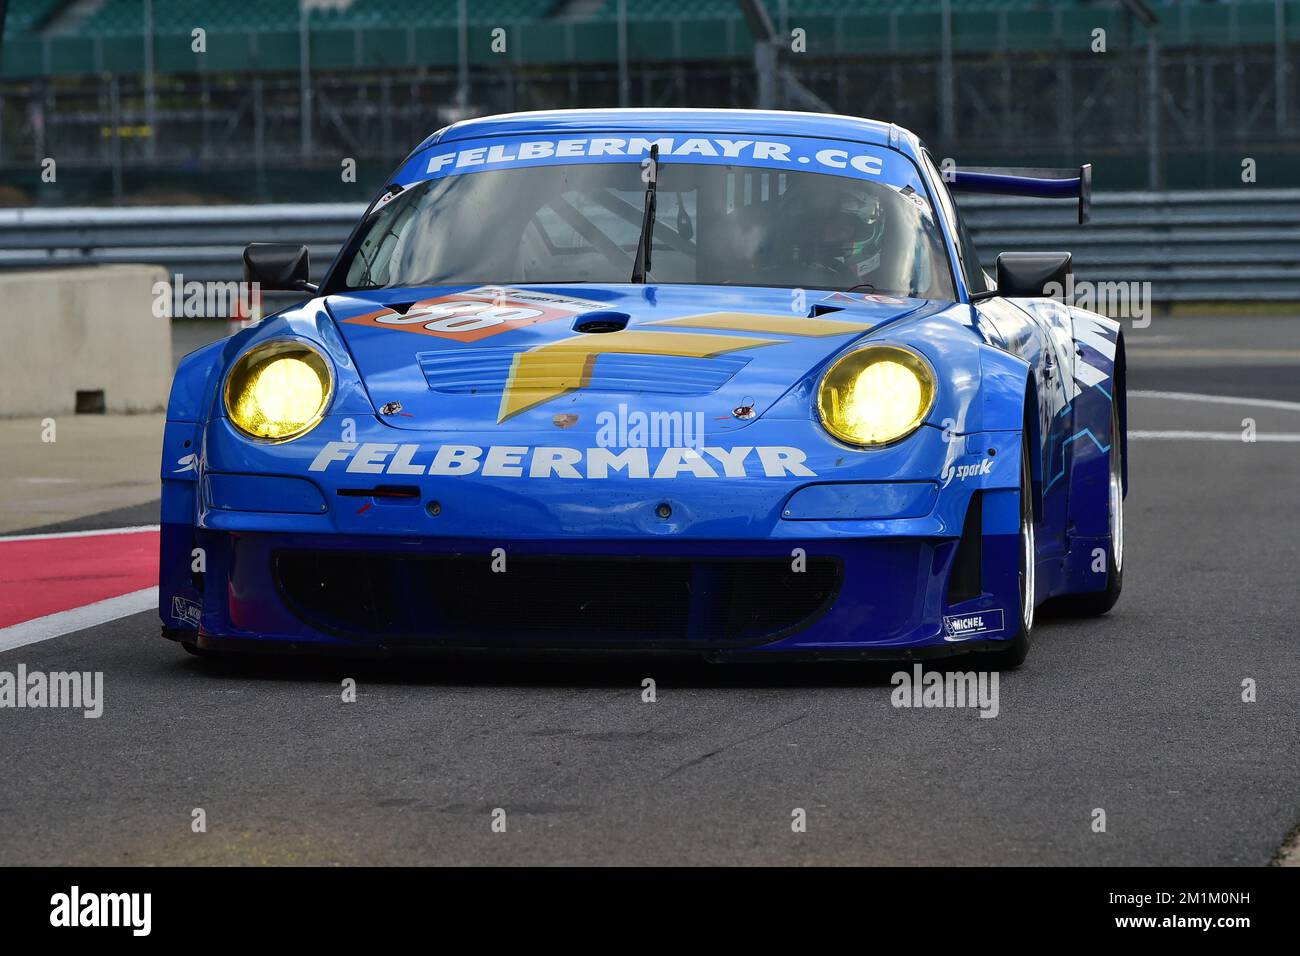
left=630, top=144, right=659, bottom=284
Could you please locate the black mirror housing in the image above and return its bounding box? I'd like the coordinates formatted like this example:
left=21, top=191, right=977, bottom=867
left=995, top=251, right=1072, bottom=298
left=243, top=243, right=311, bottom=291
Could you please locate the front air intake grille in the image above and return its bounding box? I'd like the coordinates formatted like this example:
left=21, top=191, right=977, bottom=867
left=417, top=348, right=749, bottom=396
left=274, top=552, right=841, bottom=648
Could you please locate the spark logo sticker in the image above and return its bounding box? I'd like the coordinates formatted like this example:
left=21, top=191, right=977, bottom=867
left=941, top=458, right=993, bottom=487
left=344, top=286, right=605, bottom=343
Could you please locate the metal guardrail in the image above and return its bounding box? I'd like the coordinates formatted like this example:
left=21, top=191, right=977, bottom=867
left=1, top=190, right=1297, bottom=303
left=963, top=189, right=1300, bottom=302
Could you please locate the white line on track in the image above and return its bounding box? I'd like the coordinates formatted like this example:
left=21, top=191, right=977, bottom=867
left=0, top=524, right=159, bottom=544
left=0, top=587, right=159, bottom=654
left=1129, top=390, right=1300, bottom=412
left=1130, top=430, right=1300, bottom=442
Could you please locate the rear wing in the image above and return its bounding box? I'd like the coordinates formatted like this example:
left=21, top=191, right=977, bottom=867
left=949, top=164, right=1092, bottom=224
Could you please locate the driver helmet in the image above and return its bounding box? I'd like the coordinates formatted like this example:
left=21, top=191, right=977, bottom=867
left=790, top=183, right=887, bottom=280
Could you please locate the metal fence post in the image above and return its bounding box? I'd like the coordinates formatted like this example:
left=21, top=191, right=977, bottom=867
left=1276, top=0, right=1289, bottom=132
left=940, top=0, right=955, bottom=140
left=1147, top=30, right=1162, bottom=190
left=618, top=0, right=630, bottom=108
left=254, top=76, right=267, bottom=203
left=109, top=74, right=123, bottom=204
left=144, top=0, right=156, bottom=162
left=457, top=0, right=469, bottom=109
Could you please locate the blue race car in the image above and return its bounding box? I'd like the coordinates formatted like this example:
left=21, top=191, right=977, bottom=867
left=159, top=109, right=1125, bottom=667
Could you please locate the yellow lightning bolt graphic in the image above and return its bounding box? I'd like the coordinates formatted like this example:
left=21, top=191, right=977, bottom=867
left=646, top=312, right=874, bottom=337
left=497, top=329, right=779, bottom=423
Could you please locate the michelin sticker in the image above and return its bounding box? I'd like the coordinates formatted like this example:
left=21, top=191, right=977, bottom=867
left=172, top=596, right=201, bottom=628
left=942, top=609, right=1004, bottom=642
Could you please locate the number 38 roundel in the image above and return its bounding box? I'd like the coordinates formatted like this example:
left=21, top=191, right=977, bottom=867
left=343, top=285, right=607, bottom=343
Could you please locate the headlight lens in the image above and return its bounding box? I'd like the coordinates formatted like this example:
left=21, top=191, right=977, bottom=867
left=816, top=345, right=936, bottom=446
left=224, top=340, right=332, bottom=442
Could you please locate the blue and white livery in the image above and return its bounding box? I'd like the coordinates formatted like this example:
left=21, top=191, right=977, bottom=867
left=159, top=109, right=1125, bottom=666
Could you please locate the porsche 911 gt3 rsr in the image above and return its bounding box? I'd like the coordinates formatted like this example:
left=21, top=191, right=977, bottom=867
left=159, top=108, right=1126, bottom=667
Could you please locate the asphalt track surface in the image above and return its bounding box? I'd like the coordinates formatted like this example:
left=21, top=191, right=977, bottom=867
left=2, top=321, right=1299, bottom=866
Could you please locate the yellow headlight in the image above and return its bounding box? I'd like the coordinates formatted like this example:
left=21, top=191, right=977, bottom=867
left=224, top=341, right=332, bottom=442
left=817, top=345, right=935, bottom=446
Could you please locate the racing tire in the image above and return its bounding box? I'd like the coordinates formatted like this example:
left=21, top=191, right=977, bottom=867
left=1044, top=399, right=1124, bottom=617
left=982, top=432, right=1036, bottom=669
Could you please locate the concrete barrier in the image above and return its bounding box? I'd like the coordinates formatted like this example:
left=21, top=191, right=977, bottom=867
left=0, top=265, right=174, bottom=418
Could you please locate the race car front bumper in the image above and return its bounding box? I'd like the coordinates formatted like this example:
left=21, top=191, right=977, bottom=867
left=161, top=508, right=1020, bottom=659
left=159, top=416, right=1024, bottom=658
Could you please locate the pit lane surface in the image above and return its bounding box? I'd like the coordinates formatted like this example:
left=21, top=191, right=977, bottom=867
left=1, top=317, right=1298, bottom=866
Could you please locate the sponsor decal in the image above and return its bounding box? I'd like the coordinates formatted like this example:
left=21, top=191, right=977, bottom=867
left=902, top=191, right=932, bottom=216
left=171, top=596, right=201, bottom=628
left=855, top=253, right=882, bottom=278
left=344, top=286, right=606, bottom=343
left=862, top=293, right=908, bottom=306
left=942, top=609, right=1005, bottom=641
left=940, top=457, right=993, bottom=487
left=307, top=441, right=816, bottom=479
left=419, top=135, right=891, bottom=183
left=173, top=453, right=198, bottom=474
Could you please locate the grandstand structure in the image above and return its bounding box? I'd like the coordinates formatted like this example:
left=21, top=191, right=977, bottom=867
left=0, top=0, right=1296, bottom=203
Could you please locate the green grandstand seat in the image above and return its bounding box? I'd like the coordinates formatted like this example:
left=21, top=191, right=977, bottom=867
left=5, top=0, right=65, bottom=35
left=3, top=0, right=1296, bottom=80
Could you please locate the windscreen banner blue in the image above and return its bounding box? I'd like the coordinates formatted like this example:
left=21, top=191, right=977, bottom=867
left=395, top=133, right=918, bottom=188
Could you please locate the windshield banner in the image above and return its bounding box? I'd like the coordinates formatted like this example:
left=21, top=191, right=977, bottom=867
left=396, top=134, right=917, bottom=188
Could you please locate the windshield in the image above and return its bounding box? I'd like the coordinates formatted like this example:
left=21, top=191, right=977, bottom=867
left=338, top=161, right=955, bottom=299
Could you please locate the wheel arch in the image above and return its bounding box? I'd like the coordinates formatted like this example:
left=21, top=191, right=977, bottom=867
left=978, top=344, right=1043, bottom=522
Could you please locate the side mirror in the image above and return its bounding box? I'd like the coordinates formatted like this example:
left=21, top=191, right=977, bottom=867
left=243, top=243, right=314, bottom=292
left=995, top=251, right=1072, bottom=298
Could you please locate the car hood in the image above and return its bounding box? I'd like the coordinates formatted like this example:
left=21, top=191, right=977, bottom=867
left=323, top=283, right=933, bottom=433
